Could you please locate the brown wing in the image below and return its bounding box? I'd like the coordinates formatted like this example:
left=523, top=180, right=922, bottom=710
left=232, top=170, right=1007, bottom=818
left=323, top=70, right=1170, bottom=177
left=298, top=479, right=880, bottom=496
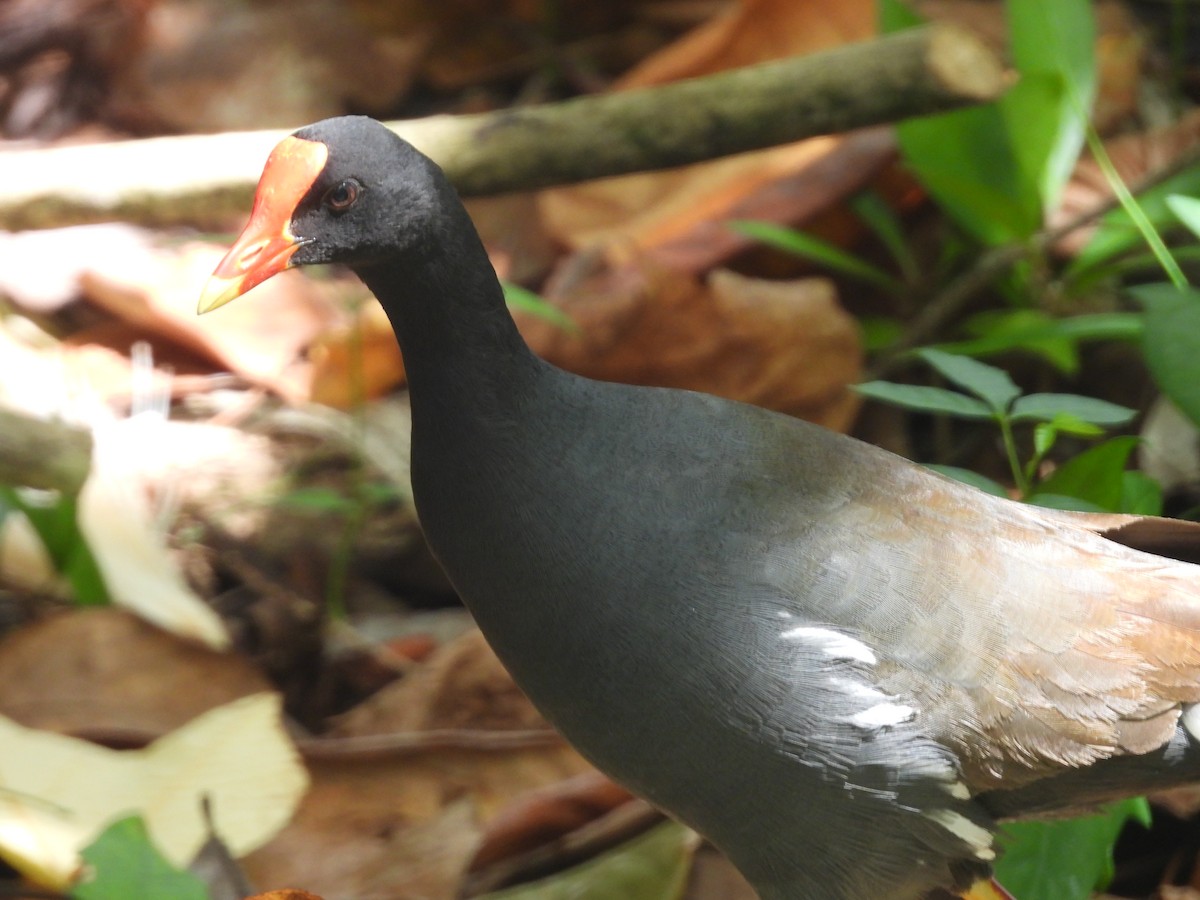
left=793, top=463, right=1200, bottom=793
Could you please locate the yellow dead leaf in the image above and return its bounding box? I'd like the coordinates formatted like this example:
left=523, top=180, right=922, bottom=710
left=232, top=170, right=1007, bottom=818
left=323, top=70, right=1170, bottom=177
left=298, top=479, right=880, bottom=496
left=0, top=693, right=308, bottom=889
left=78, top=417, right=230, bottom=650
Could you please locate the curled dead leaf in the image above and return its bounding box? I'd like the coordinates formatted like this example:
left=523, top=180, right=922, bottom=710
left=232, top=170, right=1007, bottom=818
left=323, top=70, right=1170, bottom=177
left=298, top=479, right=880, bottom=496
left=519, top=261, right=861, bottom=429
left=0, top=608, right=270, bottom=735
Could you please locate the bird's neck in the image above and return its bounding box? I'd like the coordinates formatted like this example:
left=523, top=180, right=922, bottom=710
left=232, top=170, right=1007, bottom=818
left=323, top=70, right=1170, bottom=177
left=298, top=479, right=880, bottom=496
left=356, top=211, right=548, bottom=423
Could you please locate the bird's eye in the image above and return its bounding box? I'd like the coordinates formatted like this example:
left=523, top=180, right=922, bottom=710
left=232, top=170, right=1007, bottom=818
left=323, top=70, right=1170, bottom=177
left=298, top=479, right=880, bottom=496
left=324, top=179, right=361, bottom=212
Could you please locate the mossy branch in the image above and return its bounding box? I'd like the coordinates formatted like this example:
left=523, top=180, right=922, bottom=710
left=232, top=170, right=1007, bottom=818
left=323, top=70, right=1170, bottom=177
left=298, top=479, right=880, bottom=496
left=1, top=25, right=1008, bottom=230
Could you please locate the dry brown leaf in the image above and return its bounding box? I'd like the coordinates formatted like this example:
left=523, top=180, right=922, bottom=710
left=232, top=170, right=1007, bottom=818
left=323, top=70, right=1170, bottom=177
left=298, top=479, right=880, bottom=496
left=331, top=629, right=547, bottom=736
left=539, top=137, right=844, bottom=255
left=615, top=0, right=873, bottom=88
left=108, top=0, right=427, bottom=132
left=0, top=225, right=337, bottom=405
left=0, top=608, right=270, bottom=735
left=248, top=793, right=489, bottom=900
left=309, top=300, right=406, bottom=409
left=468, top=771, right=637, bottom=874
left=413, top=3, right=649, bottom=92
left=80, top=236, right=336, bottom=403
left=1091, top=0, right=1146, bottom=132
left=245, top=630, right=591, bottom=896
left=537, top=0, right=876, bottom=261
left=521, top=262, right=861, bottom=427
left=0, top=225, right=149, bottom=313
left=643, top=129, right=897, bottom=273
left=467, top=194, right=561, bottom=286
left=1150, top=784, right=1200, bottom=820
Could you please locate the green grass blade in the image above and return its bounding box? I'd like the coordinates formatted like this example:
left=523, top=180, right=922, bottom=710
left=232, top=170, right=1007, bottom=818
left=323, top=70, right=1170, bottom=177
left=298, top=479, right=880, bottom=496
left=503, top=283, right=580, bottom=334
left=729, top=221, right=902, bottom=293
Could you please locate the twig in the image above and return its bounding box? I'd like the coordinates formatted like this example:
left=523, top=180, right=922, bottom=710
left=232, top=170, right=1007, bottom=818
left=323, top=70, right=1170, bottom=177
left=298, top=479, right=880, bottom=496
left=296, top=727, right=564, bottom=759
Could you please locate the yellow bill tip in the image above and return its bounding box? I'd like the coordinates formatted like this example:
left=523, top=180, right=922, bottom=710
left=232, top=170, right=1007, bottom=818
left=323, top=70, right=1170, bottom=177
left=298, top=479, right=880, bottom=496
left=197, top=275, right=244, bottom=315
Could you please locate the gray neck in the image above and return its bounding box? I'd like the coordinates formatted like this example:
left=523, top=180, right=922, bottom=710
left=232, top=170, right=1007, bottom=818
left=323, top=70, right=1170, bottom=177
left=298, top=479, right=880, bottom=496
left=355, top=202, right=550, bottom=430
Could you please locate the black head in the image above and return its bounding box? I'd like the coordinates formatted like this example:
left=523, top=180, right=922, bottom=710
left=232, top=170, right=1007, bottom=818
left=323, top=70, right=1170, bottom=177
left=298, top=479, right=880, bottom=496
left=199, top=115, right=448, bottom=313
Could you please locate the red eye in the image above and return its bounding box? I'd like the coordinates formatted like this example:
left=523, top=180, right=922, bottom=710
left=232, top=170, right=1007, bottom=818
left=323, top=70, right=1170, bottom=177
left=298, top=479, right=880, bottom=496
left=325, top=179, right=361, bottom=211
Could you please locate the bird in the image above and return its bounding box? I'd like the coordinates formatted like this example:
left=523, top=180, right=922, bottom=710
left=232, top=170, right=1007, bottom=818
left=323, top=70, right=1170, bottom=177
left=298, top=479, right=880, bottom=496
left=199, top=115, right=1200, bottom=900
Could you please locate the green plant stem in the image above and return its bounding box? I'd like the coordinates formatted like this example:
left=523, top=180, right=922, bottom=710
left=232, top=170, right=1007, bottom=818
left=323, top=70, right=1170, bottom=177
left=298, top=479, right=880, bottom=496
left=325, top=503, right=364, bottom=622
left=323, top=309, right=369, bottom=622
left=997, top=415, right=1030, bottom=496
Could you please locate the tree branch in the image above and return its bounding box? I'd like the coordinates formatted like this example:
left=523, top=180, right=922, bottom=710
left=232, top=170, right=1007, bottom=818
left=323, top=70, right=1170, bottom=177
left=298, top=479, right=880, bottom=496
left=0, top=408, right=92, bottom=494
left=1, top=24, right=1008, bottom=230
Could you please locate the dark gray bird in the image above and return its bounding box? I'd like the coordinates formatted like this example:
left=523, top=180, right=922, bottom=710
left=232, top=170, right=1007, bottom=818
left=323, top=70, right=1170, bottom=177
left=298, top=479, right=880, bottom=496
left=200, top=115, right=1200, bottom=900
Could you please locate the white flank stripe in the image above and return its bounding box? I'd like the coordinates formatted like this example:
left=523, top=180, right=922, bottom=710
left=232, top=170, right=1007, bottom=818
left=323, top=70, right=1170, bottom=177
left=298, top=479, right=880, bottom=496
left=925, top=810, right=995, bottom=860
left=850, top=703, right=916, bottom=729
left=944, top=781, right=971, bottom=800
left=1183, top=704, right=1200, bottom=742
left=781, top=627, right=877, bottom=665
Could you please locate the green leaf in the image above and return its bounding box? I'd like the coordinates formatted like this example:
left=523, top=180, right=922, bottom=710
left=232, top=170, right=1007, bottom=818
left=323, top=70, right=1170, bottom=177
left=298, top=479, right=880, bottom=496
left=998, top=72, right=1073, bottom=222
left=0, top=487, right=109, bottom=606
left=1120, top=470, right=1163, bottom=516
left=1051, top=313, right=1145, bottom=342
left=859, top=316, right=904, bottom=353
left=73, top=816, right=209, bottom=900
left=898, top=117, right=1040, bottom=242
left=1010, top=393, right=1136, bottom=426
left=937, top=311, right=1143, bottom=375
left=855, top=382, right=992, bottom=420
left=916, top=349, right=1020, bottom=413
left=849, top=192, right=918, bottom=280
left=878, top=0, right=924, bottom=32
left=276, top=486, right=357, bottom=513
left=1028, top=493, right=1109, bottom=512
left=926, top=465, right=1008, bottom=496
left=1007, top=0, right=1095, bottom=211
left=480, top=821, right=694, bottom=900
left=357, top=481, right=404, bottom=506
left=1167, top=193, right=1200, bottom=240
left=1030, top=436, right=1139, bottom=511
left=896, top=0, right=1095, bottom=243
left=1032, top=422, right=1059, bottom=462
left=939, top=313, right=1077, bottom=373
left=1039, top=413, right=1104, bottom=438
left=728, top=221, right=901, bottom=292
left=502, top=283, right=579, bottom=334
left=61, top=540, right=110, bottom=608
left=1135, top=284, right=1200, bottom=427
left=994, top=800, right=1146, bottom=900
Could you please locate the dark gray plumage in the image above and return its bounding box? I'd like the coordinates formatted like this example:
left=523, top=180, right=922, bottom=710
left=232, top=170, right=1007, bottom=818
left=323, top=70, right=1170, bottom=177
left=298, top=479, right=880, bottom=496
left=203, top=116, right=1200, bottom=900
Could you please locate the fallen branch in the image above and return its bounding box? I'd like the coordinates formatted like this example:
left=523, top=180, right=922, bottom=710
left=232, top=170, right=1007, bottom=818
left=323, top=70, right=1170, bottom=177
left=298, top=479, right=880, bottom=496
left=0, top=407, right=92, bottom=494
left=1, top=24, right=1008, bottom=230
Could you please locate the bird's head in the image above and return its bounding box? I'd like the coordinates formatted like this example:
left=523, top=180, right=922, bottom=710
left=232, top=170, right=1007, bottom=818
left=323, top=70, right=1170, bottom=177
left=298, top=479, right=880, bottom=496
left=198, top=116, right=442, bottom=313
